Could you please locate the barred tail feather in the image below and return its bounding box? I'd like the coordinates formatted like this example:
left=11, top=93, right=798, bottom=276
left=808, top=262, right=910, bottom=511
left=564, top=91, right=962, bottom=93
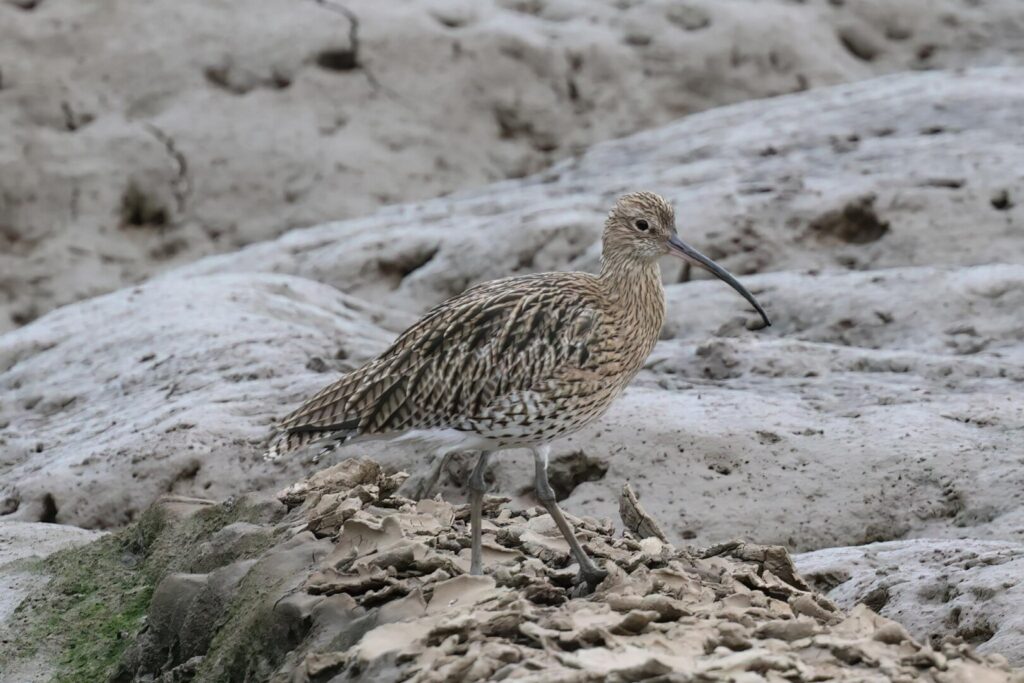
left=263, top=423, right=358, bottom=462
left=264, top=429, right=307, bottom=461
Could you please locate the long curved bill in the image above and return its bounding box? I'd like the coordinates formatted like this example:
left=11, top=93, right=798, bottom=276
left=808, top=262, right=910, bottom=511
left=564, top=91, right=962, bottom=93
left=668, top=234, right=771, bottom=328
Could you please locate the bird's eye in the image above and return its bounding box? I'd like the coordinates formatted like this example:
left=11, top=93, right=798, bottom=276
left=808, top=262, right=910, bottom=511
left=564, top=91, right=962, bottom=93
left=634, top=219, right=650, bottom=231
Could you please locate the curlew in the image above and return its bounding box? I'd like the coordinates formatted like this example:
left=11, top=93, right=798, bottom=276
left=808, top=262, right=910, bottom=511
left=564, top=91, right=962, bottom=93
left=267, top=191, right=770, bottom=586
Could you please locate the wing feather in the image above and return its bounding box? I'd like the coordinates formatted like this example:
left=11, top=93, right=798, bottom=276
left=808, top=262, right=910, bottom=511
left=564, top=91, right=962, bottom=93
left=266, top=273, right=606, bottom=458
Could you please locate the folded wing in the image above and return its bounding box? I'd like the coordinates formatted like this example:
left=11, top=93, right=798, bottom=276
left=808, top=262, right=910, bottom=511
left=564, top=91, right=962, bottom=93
left=266, top=273, right=606, bottom=459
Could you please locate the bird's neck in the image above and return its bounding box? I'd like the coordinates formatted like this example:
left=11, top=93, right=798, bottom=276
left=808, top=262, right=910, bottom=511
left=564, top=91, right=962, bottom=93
left=598, top=256, right=666, bottom=358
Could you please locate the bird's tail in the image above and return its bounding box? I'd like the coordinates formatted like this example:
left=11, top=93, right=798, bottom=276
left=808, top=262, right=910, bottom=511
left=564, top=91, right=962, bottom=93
left=264, top=429, right=304, bottom=462
left=264, top=423, right=358, bottom=463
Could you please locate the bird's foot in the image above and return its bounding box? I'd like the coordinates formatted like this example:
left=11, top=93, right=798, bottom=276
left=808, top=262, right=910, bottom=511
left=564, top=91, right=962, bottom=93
left=568, top=565, right=609, bottom=598
left=578, top=564, right=609, bottom=590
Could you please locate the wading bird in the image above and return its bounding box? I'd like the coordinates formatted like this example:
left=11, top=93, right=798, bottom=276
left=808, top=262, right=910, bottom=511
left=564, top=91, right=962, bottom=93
left=267, top=192, right=770, bottom=586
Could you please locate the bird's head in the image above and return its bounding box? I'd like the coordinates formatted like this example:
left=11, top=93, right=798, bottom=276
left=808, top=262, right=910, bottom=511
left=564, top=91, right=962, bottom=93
left=603, top=191, right=771, bottom=328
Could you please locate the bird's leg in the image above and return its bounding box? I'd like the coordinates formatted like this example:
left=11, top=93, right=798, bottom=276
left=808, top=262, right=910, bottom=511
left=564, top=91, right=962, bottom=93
left=532, top=446, right=608, bottom=587
left=468, top=451, right=492, bottom=576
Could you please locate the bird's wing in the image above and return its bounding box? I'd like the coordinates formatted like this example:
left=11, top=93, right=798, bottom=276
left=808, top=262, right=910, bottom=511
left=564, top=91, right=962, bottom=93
left=266, top=273, right=607, bottom=458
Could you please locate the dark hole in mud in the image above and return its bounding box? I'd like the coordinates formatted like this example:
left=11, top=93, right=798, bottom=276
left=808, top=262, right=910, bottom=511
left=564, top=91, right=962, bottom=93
left=624, top=33, right=652, bottom=47
left=306, top=356, right=329, bottom=373
left=493, top=106, right=557, bottom=153
left=884, top=25, right=912, bottom=41
left=315, top=48, right=359, bottom=72
left=0, top=490, right=20, bottom=515
left=11, top=305, right=39, bottom=327
left=178, top=461, right=201, bottom=483
left=809, top=195, right=889, bottom=245
left=920, top=178, right=964, bottom=189
left=39, top=493, right=58, bottom=523
left=121, top=182, right=169, bottom=228
left=957, top=621, right=996, bottom=646
left=836, top=27, right=878, bottom=62
left=991, top=189, right=1013, bottom=211
left=432, top=13, right=466, bottom=29
left=378, top=246, right=439, bottom=282
left=545, top=451, right=609, bottom=501
left=861, top=586, right=890, bottom=612
left=204, top=65, right=244, bottom=94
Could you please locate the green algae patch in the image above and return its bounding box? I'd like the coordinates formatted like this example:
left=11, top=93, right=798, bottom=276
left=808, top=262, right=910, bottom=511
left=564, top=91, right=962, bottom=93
left=1, top=532, right=153, bottom=683
left=195, top=566, right=299, bottom=681
left=0, top=494, right=286, bottom=682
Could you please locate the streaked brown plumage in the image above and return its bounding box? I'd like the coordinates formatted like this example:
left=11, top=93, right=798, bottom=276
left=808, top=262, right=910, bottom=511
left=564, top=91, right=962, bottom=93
left=267, top=191, right=770, bottom=585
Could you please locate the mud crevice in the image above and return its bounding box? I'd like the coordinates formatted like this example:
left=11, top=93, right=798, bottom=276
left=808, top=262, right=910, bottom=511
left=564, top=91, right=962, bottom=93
left=143, top=123, right=191, bottom=214
left=309, top=0, right=387, bottom=92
